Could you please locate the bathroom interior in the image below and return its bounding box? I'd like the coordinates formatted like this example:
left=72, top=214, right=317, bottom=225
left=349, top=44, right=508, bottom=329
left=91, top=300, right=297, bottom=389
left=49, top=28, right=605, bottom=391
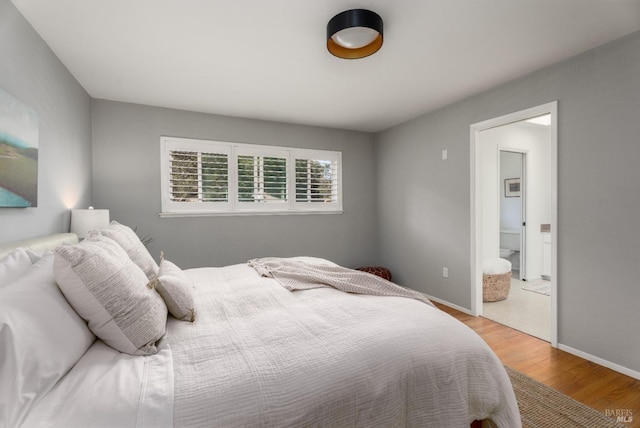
left=500, top=151, right=523, bottom=279
left=480, top=116, right=552, bottom=342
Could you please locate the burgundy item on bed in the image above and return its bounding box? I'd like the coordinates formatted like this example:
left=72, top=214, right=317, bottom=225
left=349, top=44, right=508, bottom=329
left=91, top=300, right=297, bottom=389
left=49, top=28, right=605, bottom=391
left=356, top=265, right=392, bottom=281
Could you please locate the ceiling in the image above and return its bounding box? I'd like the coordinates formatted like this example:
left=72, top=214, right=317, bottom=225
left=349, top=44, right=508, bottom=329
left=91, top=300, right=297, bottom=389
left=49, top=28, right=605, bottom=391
left=11, top=0, right=640, bottom=133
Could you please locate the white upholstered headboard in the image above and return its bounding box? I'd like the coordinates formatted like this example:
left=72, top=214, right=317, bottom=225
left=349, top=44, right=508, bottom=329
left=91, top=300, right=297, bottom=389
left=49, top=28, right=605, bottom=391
left=0, top=233, right=78, bottom=258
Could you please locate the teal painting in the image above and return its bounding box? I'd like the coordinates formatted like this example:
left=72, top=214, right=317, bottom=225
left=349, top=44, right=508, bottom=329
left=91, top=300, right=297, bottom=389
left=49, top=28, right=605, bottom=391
left=0, top=88, right=38, bottom=207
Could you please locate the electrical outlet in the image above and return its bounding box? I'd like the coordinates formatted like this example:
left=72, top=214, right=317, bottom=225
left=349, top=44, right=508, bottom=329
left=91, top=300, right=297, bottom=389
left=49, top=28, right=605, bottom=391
left=442, top=267, right=449, bottom=278
left=442, top=149, right=448, bottom=160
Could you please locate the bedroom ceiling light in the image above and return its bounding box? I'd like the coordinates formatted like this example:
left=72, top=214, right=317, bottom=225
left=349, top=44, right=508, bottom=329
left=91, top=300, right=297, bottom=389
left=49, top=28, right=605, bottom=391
left=327, top=9, right=383, bottom=59
left=70, top=206, right=110, bottom=239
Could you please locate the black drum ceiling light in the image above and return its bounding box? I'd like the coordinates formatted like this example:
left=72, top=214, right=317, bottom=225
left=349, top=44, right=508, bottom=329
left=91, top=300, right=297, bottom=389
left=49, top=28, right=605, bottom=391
left=327, top=9, right=383, bottom=59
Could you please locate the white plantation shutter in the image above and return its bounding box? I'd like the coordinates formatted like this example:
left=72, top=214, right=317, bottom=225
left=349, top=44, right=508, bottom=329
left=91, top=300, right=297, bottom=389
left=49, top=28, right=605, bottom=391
left=160, top=137, right=342, bottom=215
left=293, top=149, right=342, bottom=212
left=169, top=151, right=229, bottom=202
left=161, top=138, right=232, bottom=213
left=295, top=158, right=339, bottom=204
left=237, top=152, right=288, bottom=209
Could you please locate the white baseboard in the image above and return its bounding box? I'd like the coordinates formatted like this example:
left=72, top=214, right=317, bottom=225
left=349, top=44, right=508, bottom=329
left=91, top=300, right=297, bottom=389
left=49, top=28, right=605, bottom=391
left=557, top=344, right=640, bottom=381
left=424, top=294, right=474, bottom=316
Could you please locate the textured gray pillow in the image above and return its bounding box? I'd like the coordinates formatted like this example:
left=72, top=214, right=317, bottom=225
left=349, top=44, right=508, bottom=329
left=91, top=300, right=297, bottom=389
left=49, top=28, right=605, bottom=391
left=54, top=235, right=167, bottom=355
left=90, top=221, right=158, bottom=279
left=155, top=258, right=196, bottom=322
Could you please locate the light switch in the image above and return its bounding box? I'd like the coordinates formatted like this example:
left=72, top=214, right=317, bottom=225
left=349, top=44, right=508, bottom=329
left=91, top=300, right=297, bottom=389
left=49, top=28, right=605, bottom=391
left=442, top=149, right=448, bottom=160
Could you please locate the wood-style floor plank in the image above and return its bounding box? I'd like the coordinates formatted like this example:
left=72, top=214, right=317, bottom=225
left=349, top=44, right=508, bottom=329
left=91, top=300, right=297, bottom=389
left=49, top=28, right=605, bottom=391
left=435, top=302, right=640, bottom=428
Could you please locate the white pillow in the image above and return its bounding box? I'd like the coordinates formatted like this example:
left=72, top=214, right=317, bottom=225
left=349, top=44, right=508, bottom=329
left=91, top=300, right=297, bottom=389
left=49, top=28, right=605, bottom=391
left=0, top=252, right=96, bottom=428
left=89, top=221, right=159, bottom=279
left=155, top=258, right=196, bottom=322
left=0, top=248, right=34, bottom=289
left=54, top=235, right=167, bottom=356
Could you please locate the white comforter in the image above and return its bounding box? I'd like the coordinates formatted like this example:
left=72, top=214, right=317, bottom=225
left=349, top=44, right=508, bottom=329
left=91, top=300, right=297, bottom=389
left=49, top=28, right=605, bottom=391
left=23, top=260, right=520, bottom=428
left=172, top=262, right=519, bottom=427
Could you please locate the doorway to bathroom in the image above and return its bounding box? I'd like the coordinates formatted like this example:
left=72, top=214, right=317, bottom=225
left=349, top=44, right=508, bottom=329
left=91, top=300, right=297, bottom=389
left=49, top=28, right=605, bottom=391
left=470, top=102, right=557, bottom=346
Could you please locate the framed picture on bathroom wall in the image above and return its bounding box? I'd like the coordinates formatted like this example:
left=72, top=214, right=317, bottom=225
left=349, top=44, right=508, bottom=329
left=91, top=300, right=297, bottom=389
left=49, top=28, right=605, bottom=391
left=505, top=178, right=521, bottom=197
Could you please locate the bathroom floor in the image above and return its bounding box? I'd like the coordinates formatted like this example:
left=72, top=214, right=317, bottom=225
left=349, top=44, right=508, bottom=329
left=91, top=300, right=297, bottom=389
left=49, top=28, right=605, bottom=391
left=482, top=276, right=551, bottom=342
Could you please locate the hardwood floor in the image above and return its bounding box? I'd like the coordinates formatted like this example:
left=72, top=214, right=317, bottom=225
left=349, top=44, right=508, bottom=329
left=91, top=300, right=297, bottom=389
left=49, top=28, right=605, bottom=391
left=435, top=302, right=640, bottom=427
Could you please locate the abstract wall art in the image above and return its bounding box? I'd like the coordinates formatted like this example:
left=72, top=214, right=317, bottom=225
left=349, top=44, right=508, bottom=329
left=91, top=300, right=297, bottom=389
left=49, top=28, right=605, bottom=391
left=0, top=88, right=38, bottom=207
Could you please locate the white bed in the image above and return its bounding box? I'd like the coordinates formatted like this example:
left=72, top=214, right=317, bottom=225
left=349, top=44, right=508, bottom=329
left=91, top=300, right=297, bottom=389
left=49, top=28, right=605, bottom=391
left=0, top=230, right=521, bottom=428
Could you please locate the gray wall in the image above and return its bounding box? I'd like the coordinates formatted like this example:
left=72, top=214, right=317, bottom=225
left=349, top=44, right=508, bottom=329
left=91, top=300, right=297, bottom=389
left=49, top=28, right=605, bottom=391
left=5, top=0, right=638, bottom=375
left=91, top=100, right=378, bottom=269
left=375, top=31, right=640, bottom=373
left=0, top=0, right=92, bottom=243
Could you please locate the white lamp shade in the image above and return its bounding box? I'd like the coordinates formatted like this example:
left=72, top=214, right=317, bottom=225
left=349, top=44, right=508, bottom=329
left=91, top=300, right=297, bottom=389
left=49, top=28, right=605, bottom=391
left=70, top=208, right=110, bottom=238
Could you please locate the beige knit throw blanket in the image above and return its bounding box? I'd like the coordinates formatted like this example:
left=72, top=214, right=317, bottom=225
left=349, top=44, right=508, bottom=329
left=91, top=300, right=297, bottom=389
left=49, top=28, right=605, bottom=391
left=248, top=257, right=434, bottom=307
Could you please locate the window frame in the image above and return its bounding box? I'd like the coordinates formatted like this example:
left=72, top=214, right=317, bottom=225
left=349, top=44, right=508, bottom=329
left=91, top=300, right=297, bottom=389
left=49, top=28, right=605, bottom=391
left=160, top=136, right=343, bottom=216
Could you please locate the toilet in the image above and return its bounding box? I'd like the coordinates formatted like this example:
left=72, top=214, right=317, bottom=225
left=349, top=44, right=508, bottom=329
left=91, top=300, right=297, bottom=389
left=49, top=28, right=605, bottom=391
left=499, top=248, right=514, bottom=258
left=500, top=229, right=520, bottom=270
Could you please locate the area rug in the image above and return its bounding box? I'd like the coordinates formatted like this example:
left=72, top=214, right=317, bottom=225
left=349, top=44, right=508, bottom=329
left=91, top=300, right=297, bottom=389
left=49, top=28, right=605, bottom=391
left=521, top=282, right=551, bottom=296
left=505, top=366, right=624, bottom=427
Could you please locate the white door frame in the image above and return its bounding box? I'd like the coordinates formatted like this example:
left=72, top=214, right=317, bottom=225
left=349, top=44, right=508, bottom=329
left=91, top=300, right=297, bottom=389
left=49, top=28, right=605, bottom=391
left=470, top=101, right=558, bottom=347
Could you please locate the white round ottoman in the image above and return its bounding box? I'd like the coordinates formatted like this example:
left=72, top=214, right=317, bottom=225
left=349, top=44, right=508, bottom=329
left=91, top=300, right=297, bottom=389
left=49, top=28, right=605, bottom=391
left=482, top=258, right=512, bottom=302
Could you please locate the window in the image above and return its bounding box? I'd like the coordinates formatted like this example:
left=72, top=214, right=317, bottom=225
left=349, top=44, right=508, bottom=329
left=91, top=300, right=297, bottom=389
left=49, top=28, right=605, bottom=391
left=169, top=151, right=229, bottom=202
left=295, top=156, right=339, bottom=204
left=160, top=137, right=342, bottom=216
